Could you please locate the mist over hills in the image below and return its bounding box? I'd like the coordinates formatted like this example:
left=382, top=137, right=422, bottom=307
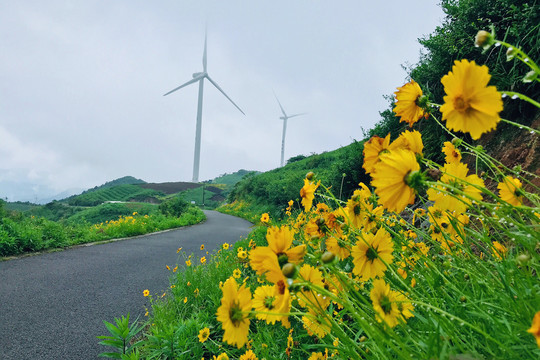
left=2, top=172, right=255, bottom=205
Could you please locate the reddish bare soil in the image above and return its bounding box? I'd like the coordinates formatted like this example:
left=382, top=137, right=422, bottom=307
left=138, top=182, right=201, bottom=194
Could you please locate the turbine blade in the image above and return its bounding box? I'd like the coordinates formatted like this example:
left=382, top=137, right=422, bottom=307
left=203, top=31, right=207, bottom=72
left=287, top=112, right=307, bottom=119
left=163, top=75, right=203, bottom=96
left=206, top=75, right=245, bottom=115
left=273, top=91, right=288, bottom=118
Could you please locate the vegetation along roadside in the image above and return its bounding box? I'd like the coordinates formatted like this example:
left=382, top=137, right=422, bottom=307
left=99, top=1, right=540, bottom=359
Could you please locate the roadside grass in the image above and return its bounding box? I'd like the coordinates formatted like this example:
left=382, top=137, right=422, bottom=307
left=0, top=206, right=205, bottom=258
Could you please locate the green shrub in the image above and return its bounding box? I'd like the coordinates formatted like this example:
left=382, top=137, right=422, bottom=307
left=159, top=196, right=189, bottom=217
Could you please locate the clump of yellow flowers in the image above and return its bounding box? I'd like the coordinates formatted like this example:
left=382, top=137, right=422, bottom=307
left=214, top=31, right=540, bottom=358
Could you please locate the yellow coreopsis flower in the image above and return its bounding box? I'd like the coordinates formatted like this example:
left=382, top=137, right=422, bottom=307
left=252, top=284, right=290, bottom=325
left=370, top=279, right=400, bottom=328
left=427, top=161, right=484, bottom=214
left=216, top=277, right=252, bottom=349
left=527, top=311, right=540, bottom=348
left=198, top=327, right=210, bottom=343
left=239, top=349, right=258, bottom=360
left=325, top=235, right=350, bottom=260
left=296, top=264, right=327, bottom=309
left=497, top=176, right=524, bottom=206
left=143, top=289, right=150, bottom=297
left=491, top=241, right=508, bottom=260
left=266, top=225, right=306, bottom=264
left=393, top=80, right=427, bottom=126
left=442, top=141, right=462, bottom=163
left=308, top=351, right=326, bottom=360
left=392, top=130, right=424, bottom=155
left=363, top=134, right=391, bottom=174
left=300, top=178, right=320, bottom=211
left=371, top=149, right=421, bottom=213
left=351, top=227, right=394, bottom=281
left=260, top=213, right=270, bottom=223
left=302, top=309, right=331, bottom=339
left=345, top=184, right=372, bottom=229
left=440, top=59, right=503, bottom=140
left=233, top=268, right=242, bottom=279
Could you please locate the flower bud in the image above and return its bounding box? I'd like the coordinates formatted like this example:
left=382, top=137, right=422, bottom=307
left=306, top=172, right=315, bottom=181
left=282, top=263, right=298, bottom=279
left=474, top=30, right=494, bottom=49
left=321, top=251, right=336, bottom=264
left=517, top=253, right=530, bottom=265
left=426, top=168, right=442, bottom=181
left=460, top=296, right=467, bottom=303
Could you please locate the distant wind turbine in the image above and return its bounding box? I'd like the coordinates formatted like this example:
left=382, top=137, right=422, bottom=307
left=164, top=32, right=245, bottom=183
left=274, top=94, right=306, bottom=167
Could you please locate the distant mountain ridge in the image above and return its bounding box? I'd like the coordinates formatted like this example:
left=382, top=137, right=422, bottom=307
left=80, top=176, right=146, bottom=194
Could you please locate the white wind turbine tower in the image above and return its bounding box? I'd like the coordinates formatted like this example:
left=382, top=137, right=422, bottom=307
left=164, top=33, right=245, bottom=183
left=274, top=94, right=306, bottom=167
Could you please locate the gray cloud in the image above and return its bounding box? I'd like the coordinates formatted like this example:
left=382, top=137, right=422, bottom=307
left=0, top=1, right=444, bottom=201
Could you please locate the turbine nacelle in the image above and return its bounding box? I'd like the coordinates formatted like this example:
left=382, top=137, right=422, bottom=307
left=192, top=72, right=205, bottom=79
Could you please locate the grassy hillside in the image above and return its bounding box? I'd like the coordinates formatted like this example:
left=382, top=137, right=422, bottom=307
left=67, top=184, right=164, bottom=207
left=224, top=141, right=366, bottom=219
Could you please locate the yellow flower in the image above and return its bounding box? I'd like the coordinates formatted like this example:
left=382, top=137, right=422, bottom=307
left=497, top=176, right=523, bottom=206
left=440, top=59, right=503, bottom=140
left=239, top=349, right=258, bottom=360
left=198, top=327, right=210, bottom=343
left=308, top=352, right=326, bottom=360
left=173, top=266, right=178, bottom=273
left=351, top=227, right=394, bottom=281
left=427, top=162, right=484, bottom=214
left=302, top=309, right=331, bottom=339
left=527, top=311, right=540, bottom=348
left=371, top=149, right=421, bottom=213
left=166, top=265, right=170, bottom=271
left=345, top=184, right=372, bottom=229
left=186, top=260, right=192, bottom=267
left=213, top=353, right=229, bottom=360
left=392, top=130, right=424, bottom=155
left=143, top=289, right=150, bottom=297
left=363, top=134, right=391, bottom=174
left=233, top=268, right=242, bottom=279
left=394, top=291, right=414, bottom=322
left=260, top=213, right=270, bottom=223
left=267, top=225, right=306, bottom=264
left=223, top=243, right=230, bottom=250
left=393, top=80, right=427, bottom=126
left=194, top=288, right=200, bottom=297
left=442, top=141, right=462, bottom=163
left=491, top=241, right=507, bottom=260
left=200, top=257, right=207, bottom=264
left=237, top=250, right=248, bottom=260
left=252, top=284, right=290, bottom=325
left=200, top=244, right=205, bottom=250
left=325, top=236, right=350, bottom=260
left=370, top=279, right=400, bottom=328
left=300, top=178, right=320, bottom=211
left=216, top=277, right=252, bottom=348
left=296, top=264, right=327, bottom=309
left=184, top=297, right=188, bottom=303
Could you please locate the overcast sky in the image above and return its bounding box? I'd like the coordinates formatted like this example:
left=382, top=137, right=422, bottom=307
left=0, top=1, right=445, bottom=202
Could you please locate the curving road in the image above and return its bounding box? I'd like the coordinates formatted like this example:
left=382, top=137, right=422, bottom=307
left=0, top=210, right=253, bottom=360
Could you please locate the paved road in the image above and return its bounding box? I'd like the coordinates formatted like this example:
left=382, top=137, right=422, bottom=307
left=0, top=211, right=253, bottom=360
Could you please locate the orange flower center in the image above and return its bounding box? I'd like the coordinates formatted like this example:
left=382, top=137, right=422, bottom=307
left=453, top=95, right=469, bottom=112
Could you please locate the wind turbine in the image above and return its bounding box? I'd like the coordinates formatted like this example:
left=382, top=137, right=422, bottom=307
left=274, top=94, right=306, bottom=167
left=164, top=33, right=245, bottom=183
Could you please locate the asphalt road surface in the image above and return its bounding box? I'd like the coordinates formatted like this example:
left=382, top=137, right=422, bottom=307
left=0, top=210, right=253, bottom=360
